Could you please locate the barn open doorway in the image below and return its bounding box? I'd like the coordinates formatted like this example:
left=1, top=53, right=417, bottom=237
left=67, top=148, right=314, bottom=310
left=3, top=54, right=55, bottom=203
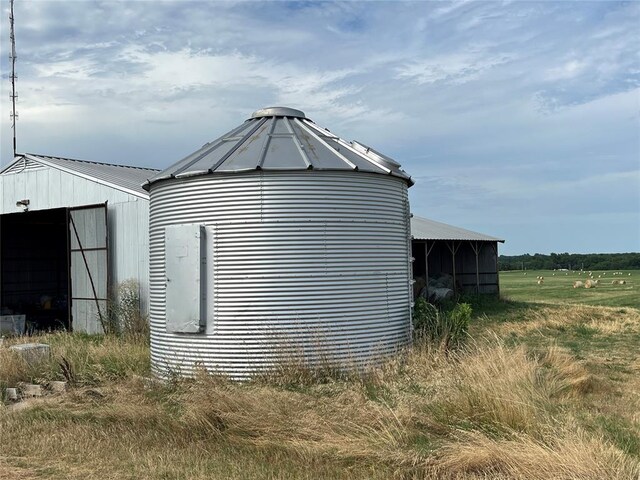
left=0, top=208, right=70, bottom=332
left=0, top=203, right=108, bottom=334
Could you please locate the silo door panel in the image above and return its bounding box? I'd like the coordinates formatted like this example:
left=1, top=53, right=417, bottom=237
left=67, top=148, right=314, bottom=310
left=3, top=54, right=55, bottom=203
left=68, top=204, right=108, bottom=334
left=165, top=224, right=206, bottom=333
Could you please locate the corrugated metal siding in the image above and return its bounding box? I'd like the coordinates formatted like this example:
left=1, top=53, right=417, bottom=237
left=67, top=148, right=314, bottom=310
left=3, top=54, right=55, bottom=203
left=107, top=200, right=150, bottom=313
left=0, top=165, right=141, bottom=214
left=149, top=171, right=412, bottom=378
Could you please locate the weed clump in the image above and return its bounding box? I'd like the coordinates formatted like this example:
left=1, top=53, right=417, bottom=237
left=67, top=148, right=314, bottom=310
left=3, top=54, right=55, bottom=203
left=413, top=298, right=472, bottom=351
left=103, top=279, right=149, bottom=340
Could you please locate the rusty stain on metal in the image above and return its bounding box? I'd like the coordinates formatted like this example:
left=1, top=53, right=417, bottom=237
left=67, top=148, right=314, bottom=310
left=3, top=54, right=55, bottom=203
left=236, top=121, right=270, bottom=155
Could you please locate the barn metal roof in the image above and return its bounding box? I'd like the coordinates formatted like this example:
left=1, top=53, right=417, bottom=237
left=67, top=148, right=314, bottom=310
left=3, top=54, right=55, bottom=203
left=143, top=107, right=413, bottom=190
left=411, top=215, right=504, bottom=243
left=1, top=154, right=159, bottom=198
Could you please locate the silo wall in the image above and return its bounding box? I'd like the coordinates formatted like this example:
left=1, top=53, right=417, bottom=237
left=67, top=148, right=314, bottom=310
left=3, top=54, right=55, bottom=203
left=149, top=170, right=412, bottom=378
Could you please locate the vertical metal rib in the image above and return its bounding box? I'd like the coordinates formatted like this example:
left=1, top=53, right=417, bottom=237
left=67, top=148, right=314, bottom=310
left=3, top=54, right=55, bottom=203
left=171, top=120, right=255, bottom=177
left=302, top=119, right=392, bottom=174
left=257, top=117, right=277, bottom=169
left=284, top=117, right=314, bottom=169
left=208, top=117, right=268, bottom=173
left=293, top=118, right=359, bottom=170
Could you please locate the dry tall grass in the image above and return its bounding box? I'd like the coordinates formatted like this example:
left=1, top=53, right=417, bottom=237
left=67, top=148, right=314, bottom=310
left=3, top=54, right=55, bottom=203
left=1, top=317, right=639, bottom=479
left=136, top=337, right=640, bottom=478
left=433, top=428, right=635, bottom=479
left=487, top=304, right=640, bottom=336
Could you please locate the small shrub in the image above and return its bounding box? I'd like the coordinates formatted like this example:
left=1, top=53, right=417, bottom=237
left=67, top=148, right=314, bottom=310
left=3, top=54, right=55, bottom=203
left=413, top=298, right=471, bottom=351
left=413, top=298, right=440, bottom=334
left=444, top=303, right=472, bottom=350
left=103, top=280, right=149, bottom=340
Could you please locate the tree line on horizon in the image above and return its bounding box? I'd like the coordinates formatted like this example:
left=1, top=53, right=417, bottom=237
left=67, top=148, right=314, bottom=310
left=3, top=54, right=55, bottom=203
left=498, top=252, right=640, bottom=271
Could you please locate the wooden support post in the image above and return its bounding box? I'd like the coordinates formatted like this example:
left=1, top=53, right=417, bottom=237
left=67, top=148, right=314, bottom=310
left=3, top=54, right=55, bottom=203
left=423, top=241, right=428, bottom=299
left=423, top=241, right=435, bottom=299
left=446, top=241, right=460, bottom=294
left=470, top=241, right=482, bottom=294
left=490, top=242, right=500, bottom=294
left=476, top=242, right=481, bottom=294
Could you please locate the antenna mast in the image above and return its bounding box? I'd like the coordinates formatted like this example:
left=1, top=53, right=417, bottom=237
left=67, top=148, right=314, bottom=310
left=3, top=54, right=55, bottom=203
left=9, top=0, right=18, bottom=157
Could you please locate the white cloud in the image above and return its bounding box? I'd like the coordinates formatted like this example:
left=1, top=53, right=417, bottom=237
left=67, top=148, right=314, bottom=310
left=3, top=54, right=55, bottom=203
left=396, top=51, right=513, bottom=85
left=545, top=60, right=588, bottom=81
left=428, top=0, right=474, bottom=20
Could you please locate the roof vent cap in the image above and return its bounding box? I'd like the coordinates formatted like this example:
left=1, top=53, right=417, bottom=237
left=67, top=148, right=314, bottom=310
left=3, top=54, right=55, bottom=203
left=251, top=107, right=306, bottom=119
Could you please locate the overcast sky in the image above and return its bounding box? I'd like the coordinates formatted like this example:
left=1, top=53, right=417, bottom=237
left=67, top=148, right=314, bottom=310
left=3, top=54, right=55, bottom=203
left=0, top=1, right=638, bottom=255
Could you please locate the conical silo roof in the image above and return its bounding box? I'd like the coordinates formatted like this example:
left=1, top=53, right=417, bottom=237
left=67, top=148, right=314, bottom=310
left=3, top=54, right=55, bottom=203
left=143, top=107, right=413, bottom=190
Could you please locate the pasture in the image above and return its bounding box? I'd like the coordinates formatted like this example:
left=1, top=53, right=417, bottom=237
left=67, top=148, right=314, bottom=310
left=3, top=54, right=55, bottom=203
left=500, top=269, right=639, bottom=308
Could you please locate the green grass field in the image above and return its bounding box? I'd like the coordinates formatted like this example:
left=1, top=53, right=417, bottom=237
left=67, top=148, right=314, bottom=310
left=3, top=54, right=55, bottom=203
left=500, top=269, right=639, bottom=308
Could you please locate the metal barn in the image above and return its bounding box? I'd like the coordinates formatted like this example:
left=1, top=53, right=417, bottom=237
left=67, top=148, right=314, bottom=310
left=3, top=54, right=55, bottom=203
left=145, top=107, right=414, bottom=378
left=411, top=215, right=504, bottom=299
left=0, top=154, right=157, bottom=334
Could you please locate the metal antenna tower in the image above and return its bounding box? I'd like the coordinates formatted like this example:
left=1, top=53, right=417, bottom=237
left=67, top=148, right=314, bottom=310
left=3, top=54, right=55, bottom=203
left=9, top=0, right=18, bottom=157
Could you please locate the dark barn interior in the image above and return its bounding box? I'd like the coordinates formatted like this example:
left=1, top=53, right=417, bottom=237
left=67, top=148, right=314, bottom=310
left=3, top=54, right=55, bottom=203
left=412, top=239, right=500, bottom=299
left=410, top=215, right=504, bottom=301
left=0, top=208, right=70, bottom=331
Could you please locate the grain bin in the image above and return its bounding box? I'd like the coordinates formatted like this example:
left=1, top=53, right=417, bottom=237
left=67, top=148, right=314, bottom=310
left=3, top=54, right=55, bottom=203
left=144, top=107, right=414, bottom=378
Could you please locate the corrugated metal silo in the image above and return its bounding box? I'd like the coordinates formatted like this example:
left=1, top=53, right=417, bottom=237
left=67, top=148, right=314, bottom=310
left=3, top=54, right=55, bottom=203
left=144, top=107, right=414, bottom=378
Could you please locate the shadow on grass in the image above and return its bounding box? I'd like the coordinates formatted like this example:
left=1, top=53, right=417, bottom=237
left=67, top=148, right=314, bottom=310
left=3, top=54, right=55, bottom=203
left=453, top=294, right=535, bottom=324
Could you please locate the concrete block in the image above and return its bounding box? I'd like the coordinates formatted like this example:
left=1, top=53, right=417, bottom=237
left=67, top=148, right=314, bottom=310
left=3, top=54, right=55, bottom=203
left=5, top=388, right=18, bottom=401
left=21, top=384, right=42, bottom=398
left=9, top=343, right=50, bottom=365
left=50, top=381, right=67, bottom=393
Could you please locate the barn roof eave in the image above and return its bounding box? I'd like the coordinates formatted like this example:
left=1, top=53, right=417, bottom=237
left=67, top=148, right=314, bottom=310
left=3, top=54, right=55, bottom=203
left=410, top=215, right=505, bottom=243
left=14, top=153, right=158, bottom=199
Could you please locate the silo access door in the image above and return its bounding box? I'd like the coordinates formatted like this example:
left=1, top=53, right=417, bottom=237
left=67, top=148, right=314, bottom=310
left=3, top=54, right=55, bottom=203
left=68, top=204, right=108, bottom=334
